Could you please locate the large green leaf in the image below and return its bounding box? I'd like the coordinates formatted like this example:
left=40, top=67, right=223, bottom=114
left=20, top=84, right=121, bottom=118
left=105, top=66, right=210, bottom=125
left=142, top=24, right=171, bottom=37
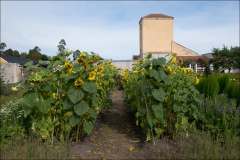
left=23, top=105, right=32, bottom=118
left=65, top=74, right=78, bottom=81
left=152, top=87, right=165, bottom=102
left=82, top=82, right=97, bottom=93
left=91, top=93, right=98, bottom=105
left=147, top=115, right=153, bottom=127
left=38, top=99, right=51, bottom=113
left=152, top=58, right=166, bottom=66
left=140, top=61, right=151, bottom=69
left=152, top=104, right=164, bottom=124
left=83, top=121, right=94, bottom=134
left=149, top=69, right=166, bottom=82
left=23, top=90, right=38, bottom=107
left=68, top=87, right=84, bottom=104
left=88, top=108, right=97, bottom=119
left=69, top=114, right=81, bottom=127
left=74, top=102, right=89, bottom=116
left=24, top=61, right=33, bottom=67
left=63, top=98, right=74, bottom=110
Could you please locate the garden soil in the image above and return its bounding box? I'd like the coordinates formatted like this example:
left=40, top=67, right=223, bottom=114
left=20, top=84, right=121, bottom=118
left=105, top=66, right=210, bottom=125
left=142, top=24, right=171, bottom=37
left=67, top=90, right=179, bottom=159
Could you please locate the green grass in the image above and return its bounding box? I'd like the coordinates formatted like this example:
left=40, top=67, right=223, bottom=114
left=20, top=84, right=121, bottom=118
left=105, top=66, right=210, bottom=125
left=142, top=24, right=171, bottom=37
left=0, top=134, right=69, bottom=159
left=177, top=129, right=240, bottom=159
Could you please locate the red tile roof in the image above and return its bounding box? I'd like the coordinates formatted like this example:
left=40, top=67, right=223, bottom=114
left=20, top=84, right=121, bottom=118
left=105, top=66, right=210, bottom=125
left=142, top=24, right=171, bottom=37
left=143, top=14, right=173, bottom=19
left=176, top=55, right=209, bottom=62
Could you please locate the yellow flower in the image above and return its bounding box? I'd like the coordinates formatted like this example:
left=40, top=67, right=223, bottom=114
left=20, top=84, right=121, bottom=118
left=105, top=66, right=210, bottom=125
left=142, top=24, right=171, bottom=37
left=88, top=71, right=96, bottom=81
left=97, top=66, right=104, bottom=74
left=122, top=69, right=129, bottom=75
left=76, top=57, right=86, bottom=64
left=129, top=147, right=134, bottom=151
left=74, top=78, right=84, bottom=86
left=173, top=53, right=177, bottom=57
left=52, top=93, right=56, bottom=99
left=195, top=77, right=200, bottom=84
left=64, top=61, right=73, bottom=70
left=168, top=66, right=172, bottom=72
left=80, top=52, right=87, bottom=57
left=11, top=86, right=18, bottom=92
left=181, top=67, right=187, bottom=74
left=179, top=58, right=183, bottom=64
left=200, top=73, right=203, bottom=78
left=171, top=57, right=176, bottom=64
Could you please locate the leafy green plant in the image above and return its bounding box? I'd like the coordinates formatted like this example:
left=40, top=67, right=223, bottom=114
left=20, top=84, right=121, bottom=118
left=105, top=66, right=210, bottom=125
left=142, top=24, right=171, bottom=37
left=20, top=51, right=118, bottom=143
left=122, top=53, right=200, bottom=142
left=196, top=75, right=219, bottom=98
left=197, top=94, right=240, bottom=137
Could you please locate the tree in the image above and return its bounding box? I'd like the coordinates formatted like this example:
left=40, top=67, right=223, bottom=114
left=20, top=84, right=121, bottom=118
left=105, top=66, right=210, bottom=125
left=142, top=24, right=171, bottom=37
left=197, top=58, right=211, bottom=76
left=20, top=52, right=28, bottom=58
left=57, top=39, right=66, bottom=56
left=0, top=42, right=7, bottom=53
left=13, top=50, right=20, bottom=57
left=27, top=46, right=42, bottom=60
left=4, top=48, right=13, bottom=56
left=211, top=45, right=238, bottom=73
left=41, top=54, right=49, bottom=61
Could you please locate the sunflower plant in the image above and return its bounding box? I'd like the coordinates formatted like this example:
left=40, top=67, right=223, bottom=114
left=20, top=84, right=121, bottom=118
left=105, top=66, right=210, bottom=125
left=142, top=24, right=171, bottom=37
left=121, top=53, right=201, bottom=143
left=21, top=51, right=118, bottom=143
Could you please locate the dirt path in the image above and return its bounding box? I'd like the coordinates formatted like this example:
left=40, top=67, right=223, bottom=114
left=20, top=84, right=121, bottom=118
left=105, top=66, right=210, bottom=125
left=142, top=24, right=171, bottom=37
left=68, top=90, right=177, bottom=159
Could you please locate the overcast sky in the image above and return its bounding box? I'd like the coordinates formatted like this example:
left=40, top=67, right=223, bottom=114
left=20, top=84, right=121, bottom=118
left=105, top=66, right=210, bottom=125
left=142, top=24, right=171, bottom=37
left=1, top=1, right=239, bottom=60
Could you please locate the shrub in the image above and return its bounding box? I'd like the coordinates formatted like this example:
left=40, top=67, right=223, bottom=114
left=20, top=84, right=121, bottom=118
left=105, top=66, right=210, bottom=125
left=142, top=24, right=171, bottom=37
left=196, top=75, right=219, bottom=98
left=224, top=78, right=240, bottom=105
left=197, top=94, right=240, bottom=137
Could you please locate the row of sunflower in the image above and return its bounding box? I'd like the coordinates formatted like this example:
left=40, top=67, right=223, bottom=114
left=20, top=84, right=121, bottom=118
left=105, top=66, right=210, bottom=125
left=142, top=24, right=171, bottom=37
left=121, top=53, right=202, bottom=142
left=21, top=51, right=118, bottom=142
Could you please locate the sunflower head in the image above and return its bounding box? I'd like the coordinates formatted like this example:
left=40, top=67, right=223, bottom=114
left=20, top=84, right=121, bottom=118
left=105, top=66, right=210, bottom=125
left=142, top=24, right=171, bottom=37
left=80, top=52, right=87, bottom=57
left=88, top=71, right=96, bottom=81
left=179, top=58, right=183, bottom=64
left=195, top=77, right=200, bottom=84
left=74, top=78, right=84, bottom=86
left=168, top=66, right=172, bottom=72
left=97, top=66, right=104, bottom=74
left=64, top=61, right=73, bottom=70
left=181, top=67, right=187, bottom=74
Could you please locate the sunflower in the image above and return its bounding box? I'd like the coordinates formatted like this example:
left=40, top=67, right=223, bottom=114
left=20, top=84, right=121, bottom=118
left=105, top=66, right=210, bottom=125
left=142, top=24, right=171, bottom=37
left=80, top=52, right=87, bottom=57
left=171, top=57, right=176, bottom=64
left=88, top=71, right=96, bottom=81
left=122, top=69, right=129, bottom=75
left=181, top=67, right=187, bottom=74
left=179, top=58, right=183, bottom=64
left=195, top=77, right=200, bottom=84
left=64, top=61, right=73, bottom=70
left=168, top=66, right=172, bottom=72
left=97, top=66, right=104, bottom=74
left=74, top=78, right=84, bottom=86
left=52, top=93, right=56, bottom=99
left=76, top=57, right=86, bottom=64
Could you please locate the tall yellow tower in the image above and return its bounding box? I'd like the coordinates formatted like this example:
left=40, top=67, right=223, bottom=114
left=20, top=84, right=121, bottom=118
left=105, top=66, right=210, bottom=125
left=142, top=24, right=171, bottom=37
left=139, top=14, right=174, bottom=58
left=139, top=14, right=197, bottom=59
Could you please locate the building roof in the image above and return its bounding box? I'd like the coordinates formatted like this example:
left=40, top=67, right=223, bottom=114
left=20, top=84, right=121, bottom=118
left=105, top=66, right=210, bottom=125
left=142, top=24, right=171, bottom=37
left=132, top=55, right=140, bottom=60
left=176, top=55, right=209, bottom=62
left=0, top=54, right=38, bottom=66
left=202, top=53, right=213, bottom=59
left=143, top=14, right=174, bottom=19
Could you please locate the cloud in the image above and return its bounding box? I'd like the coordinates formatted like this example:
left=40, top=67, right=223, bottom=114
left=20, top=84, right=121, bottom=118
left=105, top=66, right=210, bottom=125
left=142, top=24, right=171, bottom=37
left=1, top=1, right=239, bottom=60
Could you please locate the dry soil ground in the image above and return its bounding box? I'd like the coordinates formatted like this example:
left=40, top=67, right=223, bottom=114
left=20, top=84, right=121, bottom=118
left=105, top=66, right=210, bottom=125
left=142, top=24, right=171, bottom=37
left=67, top=90, right=178, bottom=159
